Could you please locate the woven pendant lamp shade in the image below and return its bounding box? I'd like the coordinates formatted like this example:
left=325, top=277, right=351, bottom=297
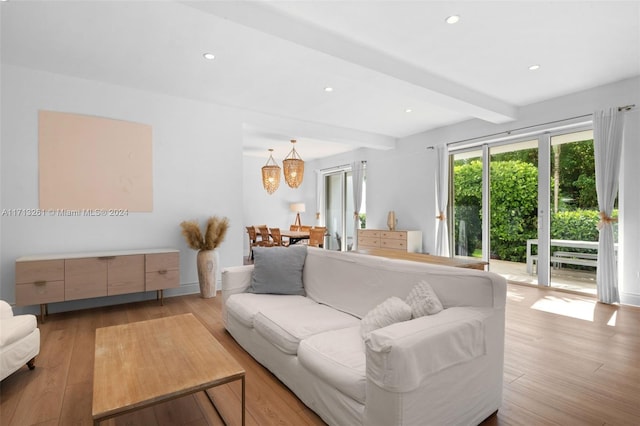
left=262, top=149, right=281, bottom=194
left=283, top=140, right=304, bottom=188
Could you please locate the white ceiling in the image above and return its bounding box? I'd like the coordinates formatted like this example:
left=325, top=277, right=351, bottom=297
left=2, top=1, right=639, bottom=161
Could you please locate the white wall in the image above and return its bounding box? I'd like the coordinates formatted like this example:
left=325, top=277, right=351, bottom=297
left=1, top=65, right=245, bottom=313
left=307, top=77, right=640, bottom=306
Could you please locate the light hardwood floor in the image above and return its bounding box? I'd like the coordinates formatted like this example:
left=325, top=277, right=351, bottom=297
left=1, top=284, right=639, bottom=425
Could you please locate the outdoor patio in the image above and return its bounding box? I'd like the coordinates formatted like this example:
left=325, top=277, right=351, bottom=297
left=489, top=258, right=597, bottom=295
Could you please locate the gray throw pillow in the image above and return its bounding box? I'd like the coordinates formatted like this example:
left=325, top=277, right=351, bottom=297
left=248, top=245, right=307, bottom=295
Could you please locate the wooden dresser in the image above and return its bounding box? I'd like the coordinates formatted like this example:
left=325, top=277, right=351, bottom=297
left=15, top=248, right=179, bottom=321
left=357, top=229, right=422, bottom=253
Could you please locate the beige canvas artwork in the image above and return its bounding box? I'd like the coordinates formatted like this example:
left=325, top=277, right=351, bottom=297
left=38, top=110, right=153, bottom=211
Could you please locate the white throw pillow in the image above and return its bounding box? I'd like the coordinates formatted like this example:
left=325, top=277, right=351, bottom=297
left=360, top=297, right=412, bottom=339
left=405, top=280, right=444, bottom=318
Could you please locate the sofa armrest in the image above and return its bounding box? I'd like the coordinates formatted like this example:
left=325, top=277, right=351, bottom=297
left=365, top=307, right=490, bottom=393
left=0, top=300, right=14, bottom=319
left=221, top=265, right=254, bottom=303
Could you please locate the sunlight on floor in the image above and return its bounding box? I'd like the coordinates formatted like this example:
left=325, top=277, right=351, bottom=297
left=531, top=296, right=597, bottom=321
left=530, top=295, right=618, bottom=325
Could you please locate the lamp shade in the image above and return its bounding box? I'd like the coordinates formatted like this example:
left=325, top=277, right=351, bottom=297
left=283, top=140, right=304, bottom=188
left=290, top=203, right=306, bottom=213
left=262, top=149, right=281, bottom=194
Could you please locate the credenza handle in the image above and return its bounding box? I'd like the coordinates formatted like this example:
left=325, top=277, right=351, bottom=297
left=98, top=256, right=116, bottom=260
left=158, top=269, right=168, bottom=275
left=34, top=280, right=47, bottom=286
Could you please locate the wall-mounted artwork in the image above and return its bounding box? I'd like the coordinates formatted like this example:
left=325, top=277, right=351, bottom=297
left=38, top=110, right=153, bottom=211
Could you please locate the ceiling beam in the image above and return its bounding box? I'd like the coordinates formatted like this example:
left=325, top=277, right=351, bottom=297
left=184, top=1, right=518, bottom=124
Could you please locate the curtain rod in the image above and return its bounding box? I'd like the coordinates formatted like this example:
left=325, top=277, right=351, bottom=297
left=319, top=160, right=366, bottom=173
left=427, top=104, right=636, bottom=149
left=319, top=163, right=351, bottom=172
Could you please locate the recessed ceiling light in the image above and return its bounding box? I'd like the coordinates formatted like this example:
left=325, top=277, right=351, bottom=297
left=324, top=87, right=334, bottom=92
left=202, top=52, right=215, bottom=60
left=529, top=64, right=540, bottom=71
left=405, top=108, right=413, bottom=113
left=445, top=15, right=460, bottom=24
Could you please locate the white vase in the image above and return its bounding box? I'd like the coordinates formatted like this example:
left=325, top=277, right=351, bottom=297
left=196, top=249, right=218, bottom=298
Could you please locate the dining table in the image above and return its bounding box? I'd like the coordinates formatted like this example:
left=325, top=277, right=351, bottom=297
left=280, top=230, right=310, bottom=245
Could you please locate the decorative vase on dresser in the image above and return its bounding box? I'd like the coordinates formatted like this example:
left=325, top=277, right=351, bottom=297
left=387, top=211, right=396, bottom=231
left=196, top=249, right=218, bottom=298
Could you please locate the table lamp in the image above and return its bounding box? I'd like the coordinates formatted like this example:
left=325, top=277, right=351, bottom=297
left=290, top=203, right=306, bottom=229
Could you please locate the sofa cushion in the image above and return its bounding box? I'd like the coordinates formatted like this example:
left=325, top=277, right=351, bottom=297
left=0, top=314, right=37, bottom=347
left=226, top=293, right=316, bottom=328
left=298, top=326, right=366, bottom=404
left=360, top=297, right=412, bottom=339
left=254, top=303, right=360, bottom=355
left=405, top=280, right=444, bottom=317
left=249, top=245, right=307, bottom=295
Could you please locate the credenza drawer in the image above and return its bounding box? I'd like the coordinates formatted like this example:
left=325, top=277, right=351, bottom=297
left=381, top=238, right=407, bottom=250
left=16, top=280, right=65, bottom=305
left=358, top=230, right=381, bottom=238
left=359, top=237, right=381, bottom=248
left=146, top=269, right=179, bottom=291
left=16, top=260, right=64, bottom=284
left=146, top=252, right=179, bottom=272
left=381, top=231, right=407, bottom=240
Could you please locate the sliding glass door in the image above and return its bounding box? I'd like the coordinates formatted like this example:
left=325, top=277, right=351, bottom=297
left=324, top=169, right=354, bottom=251
left=450, top=127, right=599, bottom=294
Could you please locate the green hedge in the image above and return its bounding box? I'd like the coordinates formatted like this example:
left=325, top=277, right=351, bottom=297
left=454, top=160, right=614, bottom=262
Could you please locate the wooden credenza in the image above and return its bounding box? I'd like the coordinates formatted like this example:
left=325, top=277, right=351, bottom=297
left=15, top=248, right=179, bottom=321
left=357, top=229, right=422, bottom=252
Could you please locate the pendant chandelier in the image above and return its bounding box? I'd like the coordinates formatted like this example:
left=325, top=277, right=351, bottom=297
left=261, top=148, right=281, bottom=195
left=283, top=139, right=304, bottom=188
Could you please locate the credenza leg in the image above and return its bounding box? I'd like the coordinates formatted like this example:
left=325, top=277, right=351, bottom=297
left=39, top=304, right=46, bottom=323
left=158, top=289, right=164, bottom=306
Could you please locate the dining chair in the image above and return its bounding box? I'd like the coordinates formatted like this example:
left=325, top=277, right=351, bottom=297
left=246, top=226, right=258, bottom=258
left=258, top=226, right=274, bottom=247
left=300, top=225, right=312, bottom=232
left=270, top=228, right=288, bottom=247
left=308, top=228, right=325, bottom=248
left=290, top=224, right=300, bottom=231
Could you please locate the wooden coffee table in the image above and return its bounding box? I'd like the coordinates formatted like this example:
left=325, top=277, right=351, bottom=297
left=92, top=313, right=245, bottom=425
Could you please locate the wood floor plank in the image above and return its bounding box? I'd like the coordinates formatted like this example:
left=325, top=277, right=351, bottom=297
left=2, top=283, right=639, bottom=425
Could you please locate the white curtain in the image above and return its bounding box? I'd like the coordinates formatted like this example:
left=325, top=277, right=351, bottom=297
left=435, top=145, right=449, bottom=256
left=351, top=161, right=365, bottom=250
left=593, top=108, right=625, bottom=304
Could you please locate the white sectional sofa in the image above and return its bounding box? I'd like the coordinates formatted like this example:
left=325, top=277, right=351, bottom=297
left=221, top=246, right=507, bottom=426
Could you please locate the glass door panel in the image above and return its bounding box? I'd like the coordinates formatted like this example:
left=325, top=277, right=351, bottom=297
left=325, top=173, right=342, bottom=250
left=345, top=172, right=354, bottom=251
left=452, top=150, right=484, bottom=260
left=549, top=130, right=599, bottom=294
left=487, top=140, right=539, bottom=285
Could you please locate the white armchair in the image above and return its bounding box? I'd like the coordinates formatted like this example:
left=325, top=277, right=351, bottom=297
left=0, top=300, right=40, bottom=381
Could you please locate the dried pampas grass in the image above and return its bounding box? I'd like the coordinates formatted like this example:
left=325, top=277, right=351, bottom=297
left=180, top=216, right=229, bottom=251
